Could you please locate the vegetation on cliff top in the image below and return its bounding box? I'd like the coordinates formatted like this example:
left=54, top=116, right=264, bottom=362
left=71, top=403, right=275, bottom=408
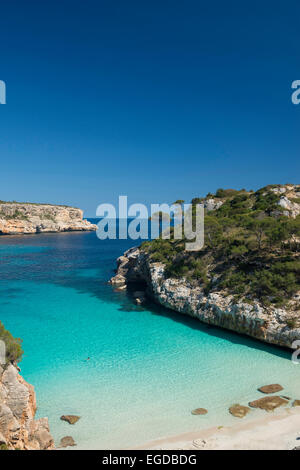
left=141, top=185, right=300, bottom=310
left=0, top=200, right=77, bottom=208
left=0, top=322, right=23, bottom=364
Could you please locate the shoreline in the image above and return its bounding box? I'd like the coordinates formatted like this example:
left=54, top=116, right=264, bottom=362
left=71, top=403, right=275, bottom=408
left=110, top=246, right=300, bottom=350
left=138, top=407, right=300, bottom=450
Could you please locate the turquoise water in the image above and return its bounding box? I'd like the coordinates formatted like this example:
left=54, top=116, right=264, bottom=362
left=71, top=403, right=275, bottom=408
left=0, top=229, right=299, bottom=449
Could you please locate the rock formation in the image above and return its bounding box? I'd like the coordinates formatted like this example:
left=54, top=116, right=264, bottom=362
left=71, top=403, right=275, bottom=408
left=249, top=396, right=288, bottom=411
left=110, top=184, right=300, bottom=350
left=229, top=405, right=250, bottom=418
left=60, top=415, right=80, bottom=425
left=59, top=436, right=76, bottom=448
left=258, top=384, right=283, bottom=394
left=191, top=408, right=208, bottom=415
left=0, top=363, right=54, bottom=450
left=110, top=246, right=300, bottom=349
left=0, top=202, right=97, bottom=234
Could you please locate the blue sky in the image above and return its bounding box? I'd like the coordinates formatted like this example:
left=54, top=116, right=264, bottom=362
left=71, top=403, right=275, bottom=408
left=0, top=1, right=299, bottom=216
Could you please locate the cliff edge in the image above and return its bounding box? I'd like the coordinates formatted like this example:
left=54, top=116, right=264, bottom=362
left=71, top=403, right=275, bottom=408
left=110, top=247, right=300, bottom=349
left=0, top=363, right=54, bottom=450
left=110, top=184, right=300, bottom=349
left=0, top=202, right=97, bottom=234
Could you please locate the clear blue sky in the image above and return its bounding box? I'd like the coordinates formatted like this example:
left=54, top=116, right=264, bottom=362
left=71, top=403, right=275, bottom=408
left=0, top=1, right=299, bottom=216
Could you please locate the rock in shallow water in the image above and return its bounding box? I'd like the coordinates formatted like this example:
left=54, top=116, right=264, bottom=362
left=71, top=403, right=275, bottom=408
left=191, top=408, right=208, bottom=415
left=249, top=396, right=288, bottom=411
left=258, top=384, right=283, bottom=394
left=60, top=415, right=80, bottom=425
left=59, top=436, right=76, bottom=448
left=229, top=404, right=250, bottom=418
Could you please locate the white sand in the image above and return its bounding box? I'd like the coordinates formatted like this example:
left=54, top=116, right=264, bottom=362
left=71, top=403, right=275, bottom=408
left=138, top=407, right=300, bottom=450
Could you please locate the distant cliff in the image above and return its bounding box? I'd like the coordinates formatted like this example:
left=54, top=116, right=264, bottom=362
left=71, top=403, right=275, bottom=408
left=0, top=202, right=97, bottom=234
left=0, top=363, right=54, bottom=450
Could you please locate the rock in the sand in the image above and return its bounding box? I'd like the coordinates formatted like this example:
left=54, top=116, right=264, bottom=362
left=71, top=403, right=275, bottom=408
left=292, top=400, right=300, bottom=407
left=258, top=384, right=283, bottom=394
left=249, top=396, right=288, bottom=411
left=229, top=404, right=250, bottom=418
left=192, top=438, right=215, bottom=449
left=59, top=436, right=76, bottom=448
left=193, top=439, right=207, bottom=449
left=191, top=408, right=208, bottom=415
left=60, top=415, right=80, bottom=425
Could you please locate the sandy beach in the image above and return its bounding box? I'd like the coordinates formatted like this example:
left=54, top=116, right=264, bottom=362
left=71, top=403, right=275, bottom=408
left=139, top=407, right=300, bottom=450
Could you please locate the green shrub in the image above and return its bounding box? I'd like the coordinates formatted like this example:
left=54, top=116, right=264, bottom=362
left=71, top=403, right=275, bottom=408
left=253, top=189, right=280, bottom=213
left=215, top=188, right=239, bottom=198
left=0, top=322, right=23, bottom=364
left=4, top=210, right=28, bottom=221
left=286, top=318, right=298, bottom=329
left=141, top=187, right=300, bottom=306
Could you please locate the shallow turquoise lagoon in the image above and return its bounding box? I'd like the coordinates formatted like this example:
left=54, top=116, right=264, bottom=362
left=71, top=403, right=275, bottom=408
left=0, top=230, right=299, bottom=449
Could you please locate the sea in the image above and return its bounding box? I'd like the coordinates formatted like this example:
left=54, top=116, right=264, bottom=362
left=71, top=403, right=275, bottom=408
left=0, top=220, right=299, bottom=449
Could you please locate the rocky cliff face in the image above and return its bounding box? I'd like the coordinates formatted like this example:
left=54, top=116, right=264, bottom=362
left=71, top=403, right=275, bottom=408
left=110, top=247, right=300, bottom=349
left=0, top=363, right=54, bottom=450
left=0, top=202, right=97, bottom=234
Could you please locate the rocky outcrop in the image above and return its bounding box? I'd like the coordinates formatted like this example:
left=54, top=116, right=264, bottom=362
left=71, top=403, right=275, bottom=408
left=249, top=396, right=288, bottom=411
left=269, top=185, right=300, bottom=218
left=229, top=405, right=250, bottom=418
left=109, top=249, right=146, bottom=288
left=59, top=436, right=76, bottom=448
left=191, top=408, right=208, bottom=415
left=277, top=196, right=300, bottom=218
left=258, top=384, right=283, bottom=394
left=60, top=415, right=80, bottom=425
left=110, top=247, right=300, bottom=349
left=0, top=202, right=97, bottom=235
left=0, top=363, right=54, bottom=450
left=203, top=198, right=224, bottom=212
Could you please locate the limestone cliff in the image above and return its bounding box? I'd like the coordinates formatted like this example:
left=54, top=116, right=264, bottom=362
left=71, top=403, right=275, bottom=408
left=110, top=183, right=300, bottom=349
left=0, top=363, right=54, bottom=450
left=110, top=247, right=300, bottom=349
left=0, top=202, right=97, bottom=234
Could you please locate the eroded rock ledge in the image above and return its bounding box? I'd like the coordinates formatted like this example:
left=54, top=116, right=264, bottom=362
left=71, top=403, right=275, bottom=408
left=0, top=202, right=97, bottom=235
left=110, top=247, right=300, bottom=349
left=0, top=363, right=54, bottom=450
